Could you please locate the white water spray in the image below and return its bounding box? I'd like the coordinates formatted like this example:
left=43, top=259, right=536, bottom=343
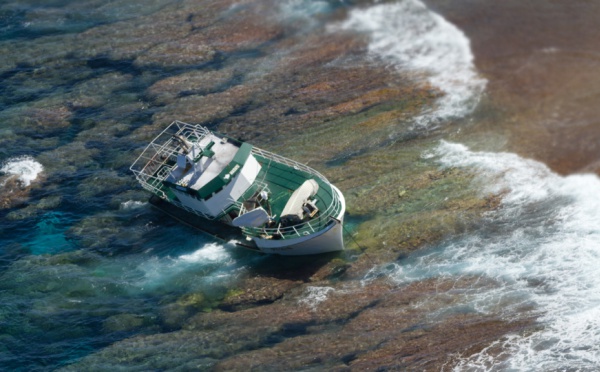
left=337, top=0, right=487, bottom=127
left=299, top=286, right=335, bottom=310
left=179, top=242, right=232, bottom=263
left=390, top=142, right=600, bottom=370
left=119, top=200, right=147, bottom=210
left=136, top=241, right=235, bottom=291
left=1, top=156, right=44, bottom=187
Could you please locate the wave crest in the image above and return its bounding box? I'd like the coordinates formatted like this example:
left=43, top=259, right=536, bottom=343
left=1, top=156, right=44, bottom=187
left=337, top=0, right=487, bottom=126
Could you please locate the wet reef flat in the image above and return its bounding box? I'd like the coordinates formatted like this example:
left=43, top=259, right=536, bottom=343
left=2, top=0, right=599, bottom=370
left=63, top=278, right=532, bottom=371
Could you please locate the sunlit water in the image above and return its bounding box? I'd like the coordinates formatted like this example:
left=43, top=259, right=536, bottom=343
left=1, top=0, right=599, bottom=370
left=377, top=142, right=600, bottom=370
left=337, top=0, right=487, bottom=127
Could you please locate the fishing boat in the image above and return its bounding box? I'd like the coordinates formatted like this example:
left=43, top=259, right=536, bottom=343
left=130, top=121, right=346, bottom=255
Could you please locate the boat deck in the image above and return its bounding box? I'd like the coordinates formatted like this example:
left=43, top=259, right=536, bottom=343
left=174, top=135, right=239, bottom=191
left=131, top=121, right=344, bottom=246
left=244, top=154, right=336, bottom=234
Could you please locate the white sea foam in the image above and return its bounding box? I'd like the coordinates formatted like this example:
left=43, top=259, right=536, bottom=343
left=383, top=142, right=600, bottom=370
left=1, top=156, right=44, bottom=187
left=299, top=286, right=335, bottom=310
left=119, top=200, right=147, bottom=210
left=137, top=241, right=235, bottom=291
left=179, top=242, right=232, bottom=263
left=337, top=1, right=487, bottom=127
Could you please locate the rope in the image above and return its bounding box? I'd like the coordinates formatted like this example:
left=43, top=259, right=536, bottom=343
left=342, top=222, right=376, bottom=265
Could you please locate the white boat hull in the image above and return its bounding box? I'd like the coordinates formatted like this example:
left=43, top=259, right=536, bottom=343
left=252, top=185, right=346, bottom=255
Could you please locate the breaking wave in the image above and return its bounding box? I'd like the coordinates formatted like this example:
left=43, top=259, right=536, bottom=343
left=136, top=241, right=236, bottom=291
left=119, top=200, right=147, bottom=210
left=385, top=142, right=600, bottom=370
left=337, top=0, right=487, bottom=127
left=179, top=242, right=232, bottom=263
left=1, top=155, right=44, bottom=187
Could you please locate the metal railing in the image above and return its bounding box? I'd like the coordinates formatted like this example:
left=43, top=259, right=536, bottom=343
left=130, top=122, right=209, bottom=192
left=130, top=121, right=223, bottom=219
left=250, top=146, right=331, bottom=184
left=131, top=121, right=343, bottom=233
left=240, top=183, right=343, bottom=239
left=230, top=180, right=269, bottom=216
left=240, top=148, right=343, bottom=240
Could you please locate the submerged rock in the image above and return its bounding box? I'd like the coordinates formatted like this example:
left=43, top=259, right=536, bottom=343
left=212, top=278, right=533, bottom=371
left=146, top=69, right=236, bottom=105
left=0, top=176, right=32, bottom=210
left=103, top=314, right=148, bottom=333
left=6, top=195, right=62, bottom=221
left=59, top=327, right=276, bottom=372
left=152, top=85, right=254, bottom=125
left=66, top=72, right=135, bottom=110
left=38, top=141, right=100, bottom=177
left=219, top=277, right=302, bottom=311
left=67, top=211, right=155, bottom=254
left=182, top=1, right=284, bottom=55
left=12, top=105, right=72, bottom=137
left=63, top=276, right=534, bottom=371
left=77, top=170, right=134, bottom=201
left=74, top=5, right=194, bottom=62
left=160, top=292, right=207, bottom=329
left=134, top=41, right=216, bottom=69
left=0, top=33, right=78, bottom=76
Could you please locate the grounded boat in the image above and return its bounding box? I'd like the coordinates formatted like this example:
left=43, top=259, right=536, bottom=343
left=130, top=121, right=346, bottom=255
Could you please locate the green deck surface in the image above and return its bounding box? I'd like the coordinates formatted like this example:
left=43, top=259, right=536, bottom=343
left=151, top=150, right=337, bottom=235
left=135, top=123, right=341, bottom=241
left=253, top=154, right=335, bottom=230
